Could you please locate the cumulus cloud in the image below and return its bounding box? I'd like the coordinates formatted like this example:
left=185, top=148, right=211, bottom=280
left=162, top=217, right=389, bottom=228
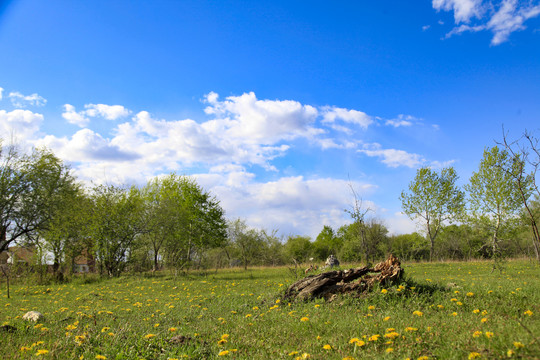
left=321, top=106, right=373, bottom=130
left=9, top=91, right=47, bottom=108
left=196, top=171, right=378, bottom=238
left=359, top=143, right=425, bottom=168
left=61, top=103, right=130, bottom=127
left=435, top=0, right=540, bottom=45
left=0, top=87, right=3, bottom=100
left=0, top=109, right=43, bottom=141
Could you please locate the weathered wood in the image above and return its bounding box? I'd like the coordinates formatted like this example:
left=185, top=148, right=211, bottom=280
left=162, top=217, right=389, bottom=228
left=283, top=254, right=403, bottom=301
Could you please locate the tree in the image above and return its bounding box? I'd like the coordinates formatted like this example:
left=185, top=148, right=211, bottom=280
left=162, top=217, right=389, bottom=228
left=89, top=185, right=144, bottom=277
left=344, top=183, right=371, bottom=262
left=284, top=235, right=313, bottom=263
left=400, top=166, right=465, bottom=261
left=313, top=225, right=342, bottom=261
left=465, top=146, right=523, bottom=267
left=498, top=130, right=540, bottom=262
left=227, top=218, right=264, bottom=270
left=1, top=142, right=79, bottom=253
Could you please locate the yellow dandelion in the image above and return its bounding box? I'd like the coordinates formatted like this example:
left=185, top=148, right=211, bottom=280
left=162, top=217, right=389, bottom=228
left=36, top=349, right=49, bottom=356
left=523, top=310, right=533, bottom=316
left=467, top=292, right=474, bottom=297
left=95, top=356, right=107, bottom=360
left=413, top=311, right=423, bottom=316
left=368, top=305, right=375, bottom=310
left=513, top=342, right=524, bottom=349
left=383, top=316, right=391, bottom=321
left=485, top=332, right=494, bottom=338
left=368, top=334, right=380, bottom=341
left=169, top=327, right=177, bottom=332
left=507, top=349, right=514, bottom=357
left=384, top=332, right=400, bottom=339
left=472, top=331, right=482, bottom=338
left=468, top=352, right=481, bottom=359
left=417, top=357, right=429, bottom=360
left=323, top=344, right=332, bottom=350
left=381, top=289, right=388, bottom=294
left=342, top=357, right=356, bottom=360
left=300, top=317, right=309, bottom=322
left=473, top=309, right=480, bottom=314
left=144, top=334, right=156, bottom=339
left=481, top=318, right=488, bottom=323
left=385, top=348, right=394, bottom=353
left=288, top=351, right=299, bottom=356
left=451, top=312, right=458, bottom=316
left=218, top=339, right=227, bottom=345
left=405, top=327, right=418, bottom=332
left=101, top=327, right=110, bottom=333
left=218, top=350, right=230, bottom=356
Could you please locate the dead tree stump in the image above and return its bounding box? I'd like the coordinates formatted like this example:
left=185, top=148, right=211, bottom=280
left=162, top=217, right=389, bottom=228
left=283, top=254, right=403, bottom=301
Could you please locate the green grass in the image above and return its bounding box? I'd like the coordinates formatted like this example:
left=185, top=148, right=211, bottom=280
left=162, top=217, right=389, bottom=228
left=1, top=260, right=539, bottom=359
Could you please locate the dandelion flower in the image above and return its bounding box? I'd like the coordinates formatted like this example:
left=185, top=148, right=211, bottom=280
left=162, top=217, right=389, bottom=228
left=468, top=352, right=481, bottom=359
left=405, top=327, right=418, bottom=332
left=473, top=309, right=480, bottom=314
left=386, top=348, right=394, bottom=353
left=368, top=334, right=380, bottom=341
left=36, top=349, right=49, bottom=356
left=413, top=311, right=423, bottom=316
left=381, top=289, right=388, bottom=294
left=300, top=317, right=309, bottom=322
left=288, top=351, right=299, bottom=356
left=507, top=349, right=514, bottom=357
left=218, top=350, right=230, bottom=356
left=169, top=327, right=177, bottom=332
left=481, top=318, right=488, bottom=323
left=385, top=332, right=400, bottom=339
left=368, top=305, right=375, bottom=310
left=513, top=342, right=524, bottom=349
left=467, top=292, right=474, bottom=297
left=323, top=344, right=332, bottom=350
left=485, top=332, right=494, bottom=338
left=523, top=310, right=533, bottom=316
left=95, top=356, right=107, bottom=360
left=472, top=331, right=482, bottom=338
left=383, top=316, right=391, bottom=321
left=144, top=334, right=156, bottom=339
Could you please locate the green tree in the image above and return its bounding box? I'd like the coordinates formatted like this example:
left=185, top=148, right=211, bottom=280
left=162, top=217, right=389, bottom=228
left=227, top=218, right=265, bottom=270
left=400, top=166, right=465, bottom=261
left=90, top=185, right=144, bottom=277
left=313, top=225, right=342, bottom=261
left=0, top=142, right=79, bottom=253
left=284, top=235, right=313, bottom=263
left=465, top=147, right=523, bottom=266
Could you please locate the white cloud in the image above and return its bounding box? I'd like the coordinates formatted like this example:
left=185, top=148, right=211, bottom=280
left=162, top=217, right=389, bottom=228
left=195, top=171, right=378, bottom=238
left=321, top=106, right=373, bottom=130
left=359, top=143, right=425, bottom=168
left=0, top=87, right=3, bottom=100
left=385, top=114, right=416, bottom=127
left=62, top=104, right=90, bottom=127
left=422, top=25, right=432, bottom=31
left=433, top=0, right=484, bottom=23
left=61, top=103, right=130, bottom=127
left=436, top=0, right=540, bottom=44
left=0, top=109, right=43, bottom=142
left=9, top=91, right=47, bottom=108
left=84, top=104, right=130, bottom=120
left=386, top=212, right=419, bottom=235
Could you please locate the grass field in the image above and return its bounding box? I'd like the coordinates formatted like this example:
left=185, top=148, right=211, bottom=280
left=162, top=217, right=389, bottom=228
left=1, top=260, right=539, bottom=360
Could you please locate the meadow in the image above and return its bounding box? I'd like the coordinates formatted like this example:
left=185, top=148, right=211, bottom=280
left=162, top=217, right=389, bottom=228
left=0, top=260, right=538, bottom=360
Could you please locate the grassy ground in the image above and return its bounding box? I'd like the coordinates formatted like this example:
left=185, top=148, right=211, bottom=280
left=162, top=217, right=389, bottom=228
left=0, top=259, right=539, bottom=360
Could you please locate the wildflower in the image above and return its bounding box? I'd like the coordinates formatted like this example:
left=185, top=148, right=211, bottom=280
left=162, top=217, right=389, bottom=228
left=349, top=338, right=365, bottom=346
left=288, top=351, right=299, bottom=356
left=218, top=350, right=230, bottom=356
left=451, top=312, right=458, bottom=316
left=467, top=292, right=474, bottom=297
left=437, top=305, right=444, bottom=309
left=381, top=289, right=388, bottom=294
left=481, top=318, right=488, bottom=323
left=36, top=349, right=49, bottom=356
left=368, top=334, right=380, bottom=341
left=144, top=334, right=156, bottom=339
left=107, top=332, right=115, bottom=337
left=405, top=327, right=418, bottom=332
left=472, top=331, right=482, bottom=338
left=20, top=346, right=31, bottom=352
left=513, top=342, right=524, bottom=349
left=101, top=327, right=110, bottom=333
left=457, top=302, right=463, bottom=306
left=245, top=314, right=252, bottom=318
left=221, top=334, right=229, bottom=340
left=524, top=310, right=533, bottom=316
left=300, top=317, right=309, bottom=322
left=169, top=327, right=177, bottom=332
left=95, top=356, right=107, bottom=360
left=342, top=357, right=356, bottom=360
left=323, top=344, right=332, bottom=350
left=385, top=348, right=394, bottom=353
left=485, top=332, right=494, bottom=338
left=417, top=357, right=429, bottom=360
left=468, top=352, right=481, bottom=359
left=368, top=305, right=375, bottom=310
left=66, top=324, right=77, bottom=331
left=451, top=298, right=458, bottom=302
left=383, top=316, right=391, bottom=321
left=154, top=323, right=160, bottom=327
left=507, top=349, right=514, bottom=357
left=218, top=339, right=227, bottom=345
left=413, top=311, right=423, bottom=317
left=473, top=309, right=480, bottom=314
left=385, top=332, right=400, bottom=339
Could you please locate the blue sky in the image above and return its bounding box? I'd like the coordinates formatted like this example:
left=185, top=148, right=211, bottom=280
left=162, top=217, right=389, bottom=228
left=1, top=0, right=539, bottom=238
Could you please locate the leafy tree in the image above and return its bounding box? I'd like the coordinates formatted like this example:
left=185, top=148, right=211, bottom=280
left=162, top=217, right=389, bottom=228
left=465, top=146, right=523, bottom=267
left=387, top=232, right=429, bottom=261
left=0, top=142, right=79, bottom=253
left=313, top=225, right=342, bottom=261
left=284, top=235, right=313, bottom=263
left=400, top=166, right=465, bottom=261
left=90, top=185, right=144, bottom=277
left=227, top=218, right=265, bottom=270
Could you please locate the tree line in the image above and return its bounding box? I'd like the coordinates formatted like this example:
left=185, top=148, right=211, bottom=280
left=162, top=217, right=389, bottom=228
left=1, top=129, right=539, bottom=282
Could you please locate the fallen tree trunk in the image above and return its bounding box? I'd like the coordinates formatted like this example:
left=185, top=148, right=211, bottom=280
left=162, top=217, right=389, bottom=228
left=283, top=254, right=403, bottom=301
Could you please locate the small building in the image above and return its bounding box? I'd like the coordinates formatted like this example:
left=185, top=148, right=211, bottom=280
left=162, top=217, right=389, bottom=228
left=73, top=249, right=95, bottom=273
